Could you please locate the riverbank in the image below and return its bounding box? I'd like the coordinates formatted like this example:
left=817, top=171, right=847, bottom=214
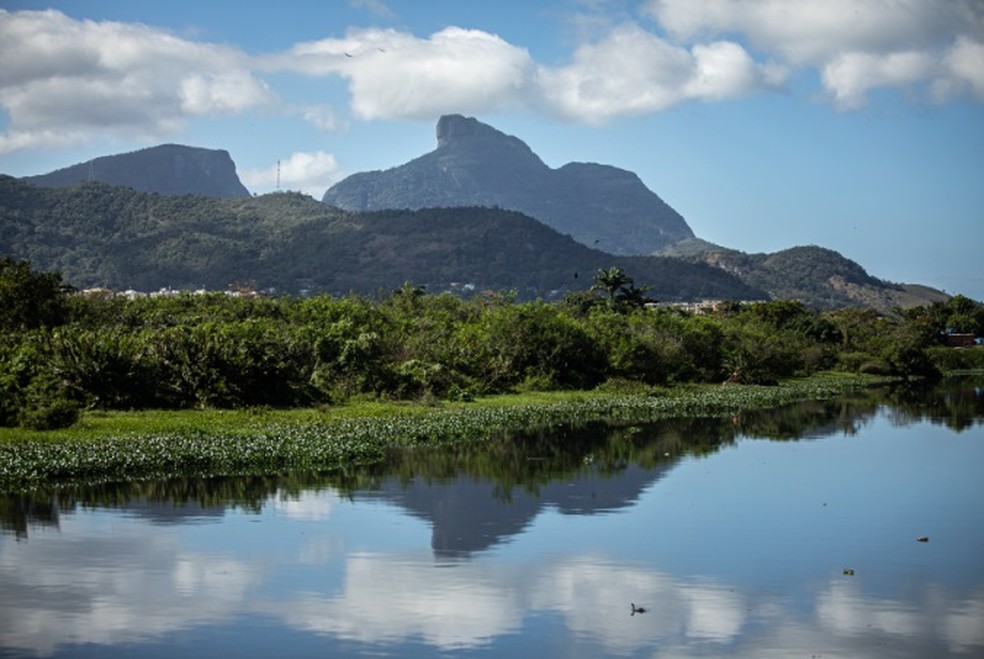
left=0, top=373, right=886, bottom=492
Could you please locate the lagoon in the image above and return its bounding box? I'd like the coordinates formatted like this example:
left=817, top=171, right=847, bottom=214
left=2, top=379, right=983, bottom=658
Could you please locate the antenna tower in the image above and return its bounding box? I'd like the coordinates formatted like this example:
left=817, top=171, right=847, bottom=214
left=276, top=160, right=281, bottom=191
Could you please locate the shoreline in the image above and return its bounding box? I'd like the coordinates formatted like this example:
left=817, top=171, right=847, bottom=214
left=0, top=373, right=887, bottom=493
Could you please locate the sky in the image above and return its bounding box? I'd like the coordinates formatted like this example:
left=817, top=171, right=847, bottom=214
left=1, top=0, right=982, bottom=300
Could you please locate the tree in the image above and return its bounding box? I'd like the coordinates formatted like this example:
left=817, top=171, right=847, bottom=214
left=591, top=267, right=653, bottom=311
left=0, top=258, right=70, bottom=331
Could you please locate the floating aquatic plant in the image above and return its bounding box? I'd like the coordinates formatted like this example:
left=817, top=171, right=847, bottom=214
left=0, top=375, right=879, bottom=492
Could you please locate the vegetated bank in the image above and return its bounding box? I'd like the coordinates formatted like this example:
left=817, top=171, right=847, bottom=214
left=1, top=258, right=982, bottom=491
left=1, top=374, right=887, bottom=493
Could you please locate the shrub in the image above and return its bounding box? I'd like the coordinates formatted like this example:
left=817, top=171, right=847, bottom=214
left=18, top=396, right=80, bottom=430
left=457, top=302, right=606, bottom=393
left=16, top=374, right=80, bottom=430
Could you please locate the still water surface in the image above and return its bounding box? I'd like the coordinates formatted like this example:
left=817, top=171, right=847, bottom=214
left=2, top=380, right=983, bottom=658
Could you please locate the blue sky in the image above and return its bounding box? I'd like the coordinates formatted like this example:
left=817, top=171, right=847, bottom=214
left=1, top=1, right=982, bottom=300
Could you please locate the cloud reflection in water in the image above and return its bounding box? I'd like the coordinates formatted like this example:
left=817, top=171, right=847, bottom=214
left=2, top=487, right=983, bottom=657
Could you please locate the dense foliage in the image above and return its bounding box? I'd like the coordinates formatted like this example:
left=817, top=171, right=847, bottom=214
left=2, top=260, right=979, bottom=431
left=0, top=176, right=761, bottom=301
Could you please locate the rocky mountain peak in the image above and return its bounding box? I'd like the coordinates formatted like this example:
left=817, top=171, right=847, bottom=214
left=324, top=115, right=695, bottom=254
left=436, top=114, right=514, bottom=147
left=24, top=144, right=251, bottom=198
left=435, top=114, right=540, bottom=164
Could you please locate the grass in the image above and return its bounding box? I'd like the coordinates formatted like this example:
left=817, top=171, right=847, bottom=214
left=0, top=373, right=886, bottom=493
left=0, top=389, right=659, bottom=444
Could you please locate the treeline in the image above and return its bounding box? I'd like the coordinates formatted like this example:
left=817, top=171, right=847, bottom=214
left=2, top=258, right=982, bottom=430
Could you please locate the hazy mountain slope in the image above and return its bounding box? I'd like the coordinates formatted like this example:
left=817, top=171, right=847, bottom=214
left=322, top=114, right=694, bottom=255
left=23, top=144, right=251, bottom=198
left=0, top=176, right=762, bottom=301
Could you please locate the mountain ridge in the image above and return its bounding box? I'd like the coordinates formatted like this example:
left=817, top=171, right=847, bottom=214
left=656, top=241, right=950, bottom=309
left=323, top=114, right=695, bottom=255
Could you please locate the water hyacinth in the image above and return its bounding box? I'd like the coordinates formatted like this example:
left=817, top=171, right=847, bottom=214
left=0, top=376, right=880, bottom=492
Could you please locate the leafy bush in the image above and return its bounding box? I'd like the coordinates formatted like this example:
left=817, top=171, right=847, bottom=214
left=457, top=302, right=606, bottom=392
left=16, top=373, right=80, bottom=430
left=18, top=395, right=80, bottom=431
left=0, top=257, right=70, bottom=331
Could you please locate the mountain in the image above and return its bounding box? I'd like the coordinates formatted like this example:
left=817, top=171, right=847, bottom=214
left=0, top=176, right=763, bottom=301
left=24, top=144, right=251, bottom=198
left=322, top=114, right=694, bottom=255
left=656, top=242, right=949, bottom=310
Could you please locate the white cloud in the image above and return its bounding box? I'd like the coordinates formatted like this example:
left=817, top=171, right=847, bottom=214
left=1, top=2, right=981, bottom=156
left=646, top=0, right=979, bottom=63
left=268, top=23, right=777, bottom=124
left=180, top=71, right=273, bottom=115
left=643, top=0, right=984, bottom=109
left=240, top=151, right=344, bottom=197
left=301, top=104, right=346, bottom=132
left=822, top=50, right=938, bottom=109
left=265, top=27, right=537, bottom=120
left=0, top=9, right=275, bottom=153
left=537, top=24, right=779, bottom=122
left=351, top=27, right=535, bottom=119
left=944, top=36, right=984, bottom=100
left=268, top=27, right=533, bottom=119
left=536, top=23, right=693, bottom=121
left=686, top=40, right=783, bottom=100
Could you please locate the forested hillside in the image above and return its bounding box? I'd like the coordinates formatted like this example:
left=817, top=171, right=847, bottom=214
left=0, top=176, right=762, bottom=301
left=658, top=241, right=950, bottom=310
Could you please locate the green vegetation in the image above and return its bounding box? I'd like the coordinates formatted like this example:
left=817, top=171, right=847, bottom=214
left=3, top=259, right=980, bottom=432
left=0, top=176, right=761, bottom=301
left=664, top=243, right=951, bottom=310
left=5, top=377, right=980, bottom=523
left=1, top=259, right=981, bottom=490
left=0, top=375, right=885, bottom=493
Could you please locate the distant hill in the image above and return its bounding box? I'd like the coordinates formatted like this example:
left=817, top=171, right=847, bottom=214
left=322, top=114, right=694, bottom=255
left=656, top=242, right=949, bottom=310
left=0, top=176, right=763, bottom=301
left=23, top=144, right=251, bottom=198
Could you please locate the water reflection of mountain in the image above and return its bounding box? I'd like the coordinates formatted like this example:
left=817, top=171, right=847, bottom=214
left=362, top=462, right=672, bottom=557
left=116, top=499, right=226, bottom=525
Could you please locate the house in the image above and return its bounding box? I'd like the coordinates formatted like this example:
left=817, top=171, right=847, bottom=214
left=945, top=333, right=976, bottom=348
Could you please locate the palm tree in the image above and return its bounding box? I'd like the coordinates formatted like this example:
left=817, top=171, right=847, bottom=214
left=591, top=267, right=653, bottom=310
left=592, top=267, right=632, bottom=303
